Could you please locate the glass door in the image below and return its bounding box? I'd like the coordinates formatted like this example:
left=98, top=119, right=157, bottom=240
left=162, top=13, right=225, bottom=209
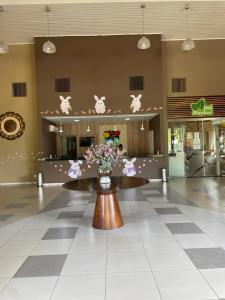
left=168, top=118, right=218, bottom=177
left=184, top=121, right=205, bottom=177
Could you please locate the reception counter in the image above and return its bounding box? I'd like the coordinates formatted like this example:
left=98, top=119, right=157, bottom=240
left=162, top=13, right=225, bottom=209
left=39, top=156, right=166, bottom=184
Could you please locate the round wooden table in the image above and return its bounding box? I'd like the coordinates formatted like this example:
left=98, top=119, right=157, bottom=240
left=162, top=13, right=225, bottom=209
left=63, top=176, right=149, bottom=230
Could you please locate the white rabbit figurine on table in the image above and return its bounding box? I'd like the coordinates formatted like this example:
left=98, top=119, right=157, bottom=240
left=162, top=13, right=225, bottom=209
left=122, top=158, right=137, bottom=177
left=94, top=95, right=106, bottom=114
left=68, top=160, right=83, bottom=179
left=59, top=95, right=72, bottom=115
left=130, top=94, right=142, bottom=113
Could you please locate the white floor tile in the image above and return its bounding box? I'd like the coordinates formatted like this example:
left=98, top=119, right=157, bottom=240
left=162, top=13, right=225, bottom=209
left=11, top=228, right=47, bottom=241
left=31, top=239, right=72, bottom=255
left=51, top=274, right=105, bottom=300
left=70, top=235, right=106, bottom=252
left=142, top=235, right=181, bottom=250
left=142, top=190, right=161, bottom=195
left=0, top=277, right=58, bottom=300
left=67, top=200, right=89, bottom=206
left=160, top=214, right=191, bottom=223
left=201, top=268, right=225, bottom=298
left=0, top=257, right=26, bottom=278
left=208, top=232, right=225, bottom=248
left=175, top=234, right=219, bottom=249
left=138, top=223, right=171, bottom=236
left=50, top=218, right=81, bottom=228
left=0, top=229, right=18, bottom=242
left=195, top=220, right=225, bottom=234
left=108, top=235, right=143, bottom=250
left=0, top=240, right=39, bottom=256
left=146, top=249, right=196, bottom=271
left=106, top=272, right=161, bottom=300
left=61, top=249, right=106, bottom=275
left=0, top=278, right=10, bottom=293
left=107, top=249, right=150, bottom=273
left=154, top=269, right=217, bottom=300
left=147, top=197, right=169, bottom=203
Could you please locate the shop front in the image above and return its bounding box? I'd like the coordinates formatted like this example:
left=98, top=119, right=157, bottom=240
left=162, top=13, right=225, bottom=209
left=167, top=96, right=225, bottom=177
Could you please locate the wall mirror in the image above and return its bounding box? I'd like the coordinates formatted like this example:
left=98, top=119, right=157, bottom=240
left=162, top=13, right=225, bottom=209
left=0, top=112, right=25, bottom=140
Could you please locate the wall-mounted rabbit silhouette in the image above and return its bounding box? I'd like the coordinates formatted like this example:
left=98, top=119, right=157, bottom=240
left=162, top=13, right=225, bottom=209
left=94, top=95, right=106, bottom=114
left=68, top=160, right=83, bottom=178
left=122, top=158, right=137, bottom=176
left=59, top=95, right=72, bottom=115
left=130, top=94, right=142, bottom=113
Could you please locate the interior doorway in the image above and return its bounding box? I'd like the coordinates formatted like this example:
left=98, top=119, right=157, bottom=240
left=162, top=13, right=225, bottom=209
left=168, top=118, right=222, bottom=177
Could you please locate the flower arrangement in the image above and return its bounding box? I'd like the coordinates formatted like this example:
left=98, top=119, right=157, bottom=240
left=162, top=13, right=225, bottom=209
left=84, top=143, right=123, bottom=174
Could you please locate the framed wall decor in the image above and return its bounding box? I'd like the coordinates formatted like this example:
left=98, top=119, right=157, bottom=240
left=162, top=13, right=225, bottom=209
left=0, top=112, right=25, bottom=140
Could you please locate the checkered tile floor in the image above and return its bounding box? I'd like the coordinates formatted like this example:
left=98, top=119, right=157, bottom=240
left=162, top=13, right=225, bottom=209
left=1, top=180, right=225, bottom=299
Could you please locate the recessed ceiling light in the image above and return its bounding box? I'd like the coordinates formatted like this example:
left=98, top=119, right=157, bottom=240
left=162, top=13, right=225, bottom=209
left=74, top=119, right=80, bottom=122
left=125, top=118, right=131, bottom=121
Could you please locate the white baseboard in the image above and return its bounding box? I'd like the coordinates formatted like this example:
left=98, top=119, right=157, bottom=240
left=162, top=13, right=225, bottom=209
left=0, top=181, right=36, bottom=186
left=43, top=183, right=64, bottom=186
left=149, top=178, right=162, bottom=182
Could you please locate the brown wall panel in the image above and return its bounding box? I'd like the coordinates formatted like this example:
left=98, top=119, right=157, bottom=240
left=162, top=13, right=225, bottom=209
left=35, top=35, right=163, bottom=116
left=168, top=95, right=225, bottom=119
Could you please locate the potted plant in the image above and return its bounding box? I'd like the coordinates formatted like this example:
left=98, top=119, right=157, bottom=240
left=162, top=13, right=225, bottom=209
left=84, top=143, right=123, bottom=184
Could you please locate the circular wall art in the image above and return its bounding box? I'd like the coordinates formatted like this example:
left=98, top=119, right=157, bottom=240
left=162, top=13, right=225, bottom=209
left=0, top=112, right=25, bottom=140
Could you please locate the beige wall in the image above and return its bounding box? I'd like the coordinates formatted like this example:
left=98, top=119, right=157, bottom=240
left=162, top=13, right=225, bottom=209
left=2, top=39, right=225, bottom=182
left=162, top=39, right=225, bottom=97
left=0, top=44, right=38, bottom=183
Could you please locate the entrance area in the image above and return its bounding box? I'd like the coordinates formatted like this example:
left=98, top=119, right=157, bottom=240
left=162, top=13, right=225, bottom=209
left=168, top=118, right=225, bottom=177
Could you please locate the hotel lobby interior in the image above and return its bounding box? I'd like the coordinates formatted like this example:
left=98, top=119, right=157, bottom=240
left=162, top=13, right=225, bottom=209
left=2, top=0, right=225, bottom=299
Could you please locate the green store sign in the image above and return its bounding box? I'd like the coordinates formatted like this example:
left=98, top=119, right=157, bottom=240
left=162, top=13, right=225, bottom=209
left=190, top=98, right=214, bottom=116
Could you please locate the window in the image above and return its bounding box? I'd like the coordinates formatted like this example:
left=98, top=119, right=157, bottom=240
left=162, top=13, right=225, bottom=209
left=55, top=78, right=70, bottom=92
left=129, top=76, right=144, bottom=90
left=12, top=82, right=27, bottom=97
left=172, top=78, right=186, bottom=93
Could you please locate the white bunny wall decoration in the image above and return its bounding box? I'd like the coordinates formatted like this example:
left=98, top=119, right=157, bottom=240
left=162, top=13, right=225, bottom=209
left=94, top=95, right=106, bottom=114
left=59, top=95, right=72, bottom=115
left=122, top=158, right=137, bottom=177
left=68, top=160, right=83, bottom=179
left=130, top=94, right=142, bottom=113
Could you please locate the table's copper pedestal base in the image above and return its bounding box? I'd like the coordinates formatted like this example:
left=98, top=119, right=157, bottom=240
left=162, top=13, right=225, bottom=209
left=92, top=191, right=123, bottom=230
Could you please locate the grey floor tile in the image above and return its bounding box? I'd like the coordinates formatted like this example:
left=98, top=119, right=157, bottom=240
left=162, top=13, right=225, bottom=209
left=42, top=191, right=72, bottom=212
left=57, top=211, right=84, bottom=219
left=185, top=248, right=225, bottom=269
left=42, top=227, right=78, bottom=240
left=154, top=207, right=183, bottom=215
left=0, top=214, right=13, bottom=221
left=14, top=254, right=67, bottom=277
left=166, top=223, right=203, bottom=234
left=4, top=203, right=29, bottom=209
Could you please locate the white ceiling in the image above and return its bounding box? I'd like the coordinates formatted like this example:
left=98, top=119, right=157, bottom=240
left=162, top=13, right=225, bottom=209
left=1, top=1, right=225, bottom=44
left=43, top=113, right=157, bottom=123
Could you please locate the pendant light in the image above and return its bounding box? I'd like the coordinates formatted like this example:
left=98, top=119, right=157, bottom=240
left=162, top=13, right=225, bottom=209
left=0, top=7, right=8, bottom=54
left=58, top=124, right=63, bottom=133
left=42, top=6, right=56, bottom=54
left=137, top=4, right=150, bottom=50
left=181, top=3, right=195, bottom=51
left=86, top=125, right=91, bottom=133
left=140, top=121, right=145, bottom=131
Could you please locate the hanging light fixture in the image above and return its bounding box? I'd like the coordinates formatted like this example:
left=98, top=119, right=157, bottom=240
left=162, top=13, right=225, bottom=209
left=58, top=124, right=63, bottom=133
left=0, top=7, right=8, bottom=54
left=42, top=6, right=56, bottom=54
left=86, top=125, right=91, bottom=133
left=137, top=4, right=150, bottom=50
left=181, top=3, right=195, bottom=51
left=140, top=121, right=145, bottom=131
